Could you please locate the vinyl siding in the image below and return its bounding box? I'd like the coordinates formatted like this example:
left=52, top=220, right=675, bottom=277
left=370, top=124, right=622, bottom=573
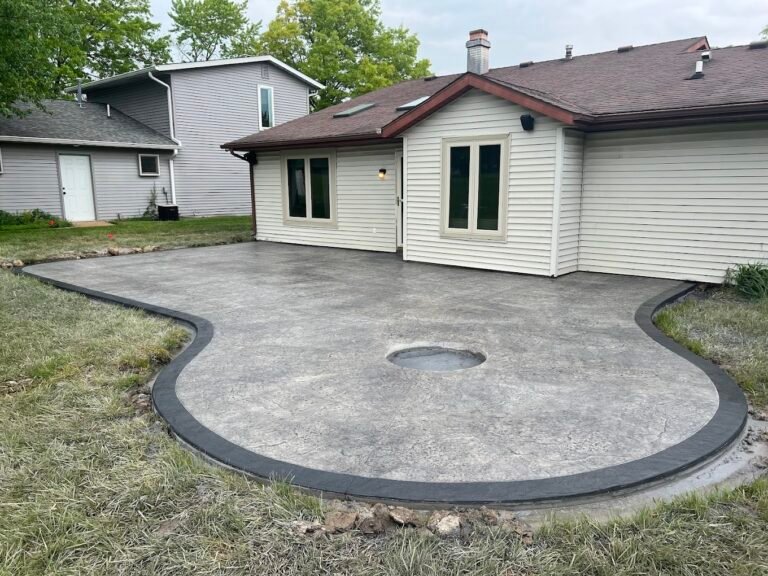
left=403, top=89, right=563, bottom=275
left=0, top=143, right=171, bottom=220
left=557, top=129, right=584, bottom=275
left=0, top=144, right=62, bottom=215
left=579, top=122, right=768, bottom=283
left=254, top=145, right=398, bottom=252
left=87, top=78, right=171, bottom=137
left=91, top=150, right=173, bottom=220
left=171, top=63, right=311, bottom=216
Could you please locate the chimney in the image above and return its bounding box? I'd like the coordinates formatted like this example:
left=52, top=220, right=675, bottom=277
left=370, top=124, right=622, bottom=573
left=466, top=29, right=491, bottom=74
left=565, top=44, right=573, bottom=60
left=76, top=79, right=83, bottom=108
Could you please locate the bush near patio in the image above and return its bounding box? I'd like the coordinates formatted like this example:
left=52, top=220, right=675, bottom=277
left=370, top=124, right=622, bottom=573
left=0, top=251, right=767, bottom=572
left=0, top=208, right=71, bottom=229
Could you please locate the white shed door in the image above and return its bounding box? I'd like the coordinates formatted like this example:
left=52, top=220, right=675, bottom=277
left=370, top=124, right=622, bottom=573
left=59, top=154, right=95, bottom=221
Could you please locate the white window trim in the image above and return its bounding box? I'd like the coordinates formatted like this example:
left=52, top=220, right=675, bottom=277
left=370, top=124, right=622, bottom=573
left=0, top=146, right=3, bottom=174
left=258, top=85, right=275, bottom=130
left=281, top=150, right=337, bottom=228
left=138, top=153, right=160, bottom=177
left=440, top=134, right=509, bottom=241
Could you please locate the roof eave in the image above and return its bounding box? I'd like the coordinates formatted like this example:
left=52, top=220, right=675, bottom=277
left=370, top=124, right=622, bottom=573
left=578, top=102, right=768, bottom=131
left=222, top=133, right=395, bottom=152
left=0, top=135, right=179, bottom=150
left=66, top=56, right=324, bottom=93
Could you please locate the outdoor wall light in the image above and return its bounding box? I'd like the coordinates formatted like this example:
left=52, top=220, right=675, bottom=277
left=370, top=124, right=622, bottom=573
left=378, top=168, right=387, bottom=179
left=520, top=114, right=535, bottom=131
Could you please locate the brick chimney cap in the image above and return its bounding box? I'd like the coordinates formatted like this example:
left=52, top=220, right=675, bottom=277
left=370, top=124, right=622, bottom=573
left=469, top=29, right=489, bottom=40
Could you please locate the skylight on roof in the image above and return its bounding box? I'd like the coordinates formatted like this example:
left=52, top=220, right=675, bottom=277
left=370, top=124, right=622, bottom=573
left=396, top=96, right=429, bottom=111
left=333, top=102, right=376, bottom=118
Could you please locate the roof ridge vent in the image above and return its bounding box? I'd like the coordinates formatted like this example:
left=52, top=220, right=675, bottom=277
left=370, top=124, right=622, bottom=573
left=749, top=40, right=768, bottom=49
left=617, top=45, right=633, bottom=53
left=423, top=75, right=438, bottom=81
left=519, top=61, right=534, bottom=68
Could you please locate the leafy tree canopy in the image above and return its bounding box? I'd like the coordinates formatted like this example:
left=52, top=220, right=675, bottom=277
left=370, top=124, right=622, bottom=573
left=170, top=0, right=262, bottom=61
left=257, top=0, right=431, bottom=109
left=0, top=0, right=169, bottom=116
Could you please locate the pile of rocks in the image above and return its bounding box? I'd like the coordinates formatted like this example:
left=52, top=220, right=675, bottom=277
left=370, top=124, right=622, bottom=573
left=0, top=259, right=24, bottom=269
left=293, top=501, right=533, bottom=544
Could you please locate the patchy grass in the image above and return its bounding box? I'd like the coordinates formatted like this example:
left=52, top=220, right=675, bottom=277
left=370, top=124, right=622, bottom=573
left=1, top=272, right=767, bottom=575
left=656, top=287, right=768, bottom=411
left=0, top=216, right=252, bottom=264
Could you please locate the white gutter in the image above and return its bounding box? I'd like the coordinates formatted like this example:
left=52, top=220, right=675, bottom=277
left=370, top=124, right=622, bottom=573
left=0, top=135, right=177, bottom=150
left=148, top=72, right=182, bottom=205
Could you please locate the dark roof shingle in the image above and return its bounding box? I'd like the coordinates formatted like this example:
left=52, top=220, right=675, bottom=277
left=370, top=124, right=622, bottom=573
left=224, top=37, right=768, bottom=150
left=0, top=100, right=177, bottom=147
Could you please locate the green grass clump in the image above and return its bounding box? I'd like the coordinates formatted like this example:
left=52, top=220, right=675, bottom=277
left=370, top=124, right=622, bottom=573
left=0, top=215, right=252, bottom=264
left=727, top=262, right=768, bottom=300
left=656, top=287, right=768, bottom=411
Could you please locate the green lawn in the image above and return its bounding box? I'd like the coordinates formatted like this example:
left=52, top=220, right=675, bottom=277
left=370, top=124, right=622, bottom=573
left=0, top=216, right=252, bottom=265
left=0, top=238, right=767, bottom=573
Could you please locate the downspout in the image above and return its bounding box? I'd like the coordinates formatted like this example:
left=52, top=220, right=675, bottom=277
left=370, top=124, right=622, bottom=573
left=148, top=71, right=181, bottom=205
left=230, top=150, right=258, bottom=236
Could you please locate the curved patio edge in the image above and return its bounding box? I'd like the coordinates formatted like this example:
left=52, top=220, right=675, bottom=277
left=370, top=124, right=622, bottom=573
left=20, top=268, right=748, bottom=506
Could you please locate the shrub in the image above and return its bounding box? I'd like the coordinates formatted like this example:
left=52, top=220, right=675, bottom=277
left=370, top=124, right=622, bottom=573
left=725, top=262, right=768, bottom=300
left=0, top=209, right=71, bottom=228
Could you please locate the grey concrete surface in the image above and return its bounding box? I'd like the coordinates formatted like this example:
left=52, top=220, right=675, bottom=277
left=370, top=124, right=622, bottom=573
left=28, top=242, right=720, bottom=483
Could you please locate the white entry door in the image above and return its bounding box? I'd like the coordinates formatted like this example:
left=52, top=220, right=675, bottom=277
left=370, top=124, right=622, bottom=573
left=59, top=154, right=95, bottom=221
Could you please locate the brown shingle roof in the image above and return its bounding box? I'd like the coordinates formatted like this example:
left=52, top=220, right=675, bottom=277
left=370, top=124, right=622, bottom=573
left=224, top=37, right=768, bottom=151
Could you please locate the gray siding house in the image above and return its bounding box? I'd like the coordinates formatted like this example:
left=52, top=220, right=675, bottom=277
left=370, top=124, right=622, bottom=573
left=75, top=57, right=322, bottom=217
left=0, top=100, right=177, bottom=221
left=0, top=56, right=321, bottom=222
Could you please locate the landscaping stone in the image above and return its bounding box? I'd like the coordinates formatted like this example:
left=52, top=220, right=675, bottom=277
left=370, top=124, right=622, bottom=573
left=428, top=512, right=462, bottom=538
left=388, top=506, right=425, bottom=527
left=355, top=503, right=393, bottom=535
left=292, top=520, right=323, bottom=535
left=323, top=510, right=358, bottom=533
left=0, top=262, right=13, bottom=270
left=12, top=260, right=24, bottom=268
left=107, top=247, right=120, bottom=256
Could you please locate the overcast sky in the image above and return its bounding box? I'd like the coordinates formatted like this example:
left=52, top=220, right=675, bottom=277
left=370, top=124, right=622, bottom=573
left=150, top=0, right=768, bottom=74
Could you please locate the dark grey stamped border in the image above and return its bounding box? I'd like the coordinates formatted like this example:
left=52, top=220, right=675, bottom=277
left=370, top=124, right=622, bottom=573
left=19, top=269, right=748, bottom=505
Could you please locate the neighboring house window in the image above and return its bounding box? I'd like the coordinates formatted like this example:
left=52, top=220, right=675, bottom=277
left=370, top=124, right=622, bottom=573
left=441, top=136, right=509, bottom=239
left=259, top=85, right=274, bottom=129
left=282, top=152, right=336, bottom=225
left=138, top=154, right=160, bottom=177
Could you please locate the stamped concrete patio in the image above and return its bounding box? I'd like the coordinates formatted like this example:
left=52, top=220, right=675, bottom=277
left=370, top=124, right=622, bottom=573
left=25, top=242, right=745, bottom=504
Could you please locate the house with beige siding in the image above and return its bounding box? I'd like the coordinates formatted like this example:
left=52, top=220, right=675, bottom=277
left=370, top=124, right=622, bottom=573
left=223, top=32, right=768, bottom=283
left=0, top=57, right=322, bottom=221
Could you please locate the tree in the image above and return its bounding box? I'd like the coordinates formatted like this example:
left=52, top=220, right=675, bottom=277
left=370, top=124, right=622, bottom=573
left=53, top=0, right=170, bottom=91
left=0, top=0, right=72, bottom=116
left=170, top=0, right=261, bottom=61
left=762, top=24, right=767, bottom=39
left=260, top=0, right=431, bottom=109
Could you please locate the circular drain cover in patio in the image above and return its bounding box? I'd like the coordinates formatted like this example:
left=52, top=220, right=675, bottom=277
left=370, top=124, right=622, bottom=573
left=387, top=346, right=486, bottom=371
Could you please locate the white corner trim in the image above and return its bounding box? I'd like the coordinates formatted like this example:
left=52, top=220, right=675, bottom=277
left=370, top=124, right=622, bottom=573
left=549, top=126, right=565, bottom=277
left=402, top=136, right=409, bottom=260
left=0, top=136, right=178, bottom=150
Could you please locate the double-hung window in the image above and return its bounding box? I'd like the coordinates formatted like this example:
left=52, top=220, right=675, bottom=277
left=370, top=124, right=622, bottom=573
left=259, top=85, right=274, bottom=129
left=441, top=136, right=508, bottom=239
left=282, top=152, right=336, bottom=226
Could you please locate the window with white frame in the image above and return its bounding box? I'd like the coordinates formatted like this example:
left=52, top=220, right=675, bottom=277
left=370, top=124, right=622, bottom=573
left=282, top=152, right=336, bottom=225
left=138, top=154, right=160, bottom=176
left=0, top=147, right=4, bottom=174
left=259, top=85, right=274, bottom=129
left=441, top=136, right=508, bottom=239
